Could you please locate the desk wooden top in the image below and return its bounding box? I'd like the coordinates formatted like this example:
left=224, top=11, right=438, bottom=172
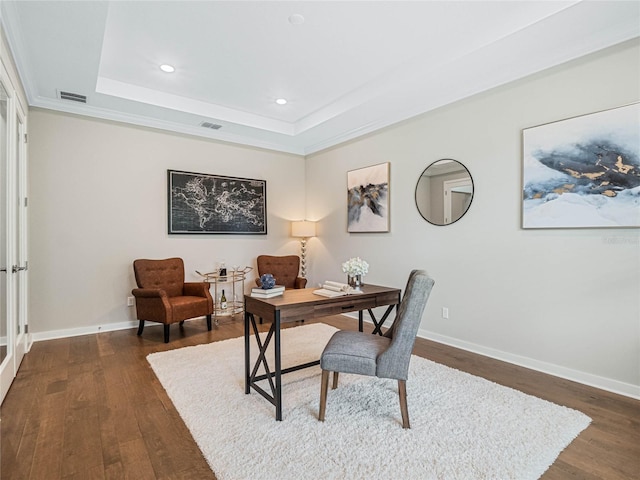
left=244, top=284, right=401, bottom=323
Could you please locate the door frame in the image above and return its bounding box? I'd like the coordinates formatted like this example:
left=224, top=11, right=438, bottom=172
left=443, top=177, right=473, bottom=225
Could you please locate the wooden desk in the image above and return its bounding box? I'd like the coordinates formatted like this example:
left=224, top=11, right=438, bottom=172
left=244, top=284, right=401, bottom=420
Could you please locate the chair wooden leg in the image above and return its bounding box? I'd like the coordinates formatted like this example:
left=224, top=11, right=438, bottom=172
left=332, top=372, right=339, bottom=389
left=137, top=320, right=145, bottom=336
left=319, top=370, right=329, bottom=421
left=164, top=324, right=170, bottom=343
left=398, top=380, right=410, bottom=429
left=179, top=320, right=185, bottom=326
left=206, top=314, right=212, bottom=331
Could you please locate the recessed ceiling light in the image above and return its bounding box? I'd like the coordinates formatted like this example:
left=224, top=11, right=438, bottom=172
left=275, top=98, right=288, bottom=105
left=288, top=14, right=305, bottom=25
left=159, top=64, right=175, bottom=73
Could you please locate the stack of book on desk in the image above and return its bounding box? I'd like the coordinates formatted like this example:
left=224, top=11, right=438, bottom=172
left=250, top=285, right=285, bottom=298
left=313, top=281, right=363, bottom=298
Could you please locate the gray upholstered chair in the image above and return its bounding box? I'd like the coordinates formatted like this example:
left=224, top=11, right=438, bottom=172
left=318, top=270, right=435, bottom=428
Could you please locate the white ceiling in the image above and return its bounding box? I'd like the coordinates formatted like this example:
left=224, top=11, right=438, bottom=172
left=2, top=1, right=639, bottom=155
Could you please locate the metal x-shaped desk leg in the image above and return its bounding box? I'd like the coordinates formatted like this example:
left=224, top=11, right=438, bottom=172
left=245, top=312, right=282, bottom=418
left=358, top=305, right=397, bottom=335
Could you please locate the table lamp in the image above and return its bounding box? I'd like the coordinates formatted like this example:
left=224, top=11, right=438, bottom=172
left=291, top=220, right=316, bottom=278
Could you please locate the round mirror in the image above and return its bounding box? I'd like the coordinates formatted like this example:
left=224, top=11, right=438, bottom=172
left=415, top=159, right=474, bottom=225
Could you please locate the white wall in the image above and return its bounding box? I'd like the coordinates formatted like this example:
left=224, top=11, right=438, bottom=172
left=305, top=39, right=640, bottom=396
left=26, top=40, right=640, bottom=398
left=28, top=110, right=306, bottom=335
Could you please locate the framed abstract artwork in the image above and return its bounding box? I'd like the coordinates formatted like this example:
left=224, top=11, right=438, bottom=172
left=347, top=162, right=390, bottom=233
left=168, top=170, right=267, bottom=234
left=522, top=103, right=639, bottom=228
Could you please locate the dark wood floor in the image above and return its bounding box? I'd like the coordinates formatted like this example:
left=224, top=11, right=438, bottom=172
left=1, top=315, right=639, bottom=479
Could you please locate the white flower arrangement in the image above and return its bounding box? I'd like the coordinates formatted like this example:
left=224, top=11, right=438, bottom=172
left=341, top=257, right=369, bottom=277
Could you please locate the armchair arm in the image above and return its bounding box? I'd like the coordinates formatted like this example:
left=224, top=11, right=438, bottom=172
left=131, top=288, right=172, bottom=323
left=183, top=282, right=211, bottom=298
left=132, top=288, right=167, bottom=299
left=294, top=277, right=308, bottom=289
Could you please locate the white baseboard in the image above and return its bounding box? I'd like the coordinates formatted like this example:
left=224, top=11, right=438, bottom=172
left=30, top=316, right=212, bottom=343
left=341, top=312, right=639, bottom=400
left=419, top=328, right=640, bottom=401
left=31, top=320, right=140, bottom=342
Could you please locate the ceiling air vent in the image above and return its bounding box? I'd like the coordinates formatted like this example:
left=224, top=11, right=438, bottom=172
left=58, top=90, right=87, bottom=103
left=200, top=121, right=222, bottom=130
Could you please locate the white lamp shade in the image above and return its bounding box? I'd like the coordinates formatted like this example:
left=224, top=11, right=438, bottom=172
left=291, top=220, right=316, bottom=238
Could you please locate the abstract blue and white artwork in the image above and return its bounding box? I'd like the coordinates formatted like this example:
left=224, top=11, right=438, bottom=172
left=522, top=103, right=639, bottom=228
left=347, top=162, right=390, bottom=233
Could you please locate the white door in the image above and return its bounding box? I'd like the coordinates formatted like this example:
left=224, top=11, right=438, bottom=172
left=0, top=74, right=13, bottom=401
left=0, top=66, right=29, bottom=403
left=13, top=99, right=28, bottom=368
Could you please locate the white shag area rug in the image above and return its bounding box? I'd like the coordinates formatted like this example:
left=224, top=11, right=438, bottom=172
left=147, top=323, right=590, bottom=480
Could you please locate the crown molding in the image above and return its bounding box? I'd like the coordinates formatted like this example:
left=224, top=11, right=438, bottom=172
left=30, top=96, right=306, bottom=156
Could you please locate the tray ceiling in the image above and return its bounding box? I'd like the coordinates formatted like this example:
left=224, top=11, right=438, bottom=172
left=2, top=1, right=639, bottom=154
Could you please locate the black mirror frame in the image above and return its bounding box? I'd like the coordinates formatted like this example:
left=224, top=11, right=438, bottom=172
left=414, top=159, right=474, bottom=226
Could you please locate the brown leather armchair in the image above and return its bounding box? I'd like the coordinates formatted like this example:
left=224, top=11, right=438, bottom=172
left=255, top=255, right=307, bottom=289
left=132, top=257, right=213, bottom=343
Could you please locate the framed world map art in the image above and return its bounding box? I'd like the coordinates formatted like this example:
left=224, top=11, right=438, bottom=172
left=522, top=102, right=639, bottom=228
left=168, top=170, right=267, bottom=234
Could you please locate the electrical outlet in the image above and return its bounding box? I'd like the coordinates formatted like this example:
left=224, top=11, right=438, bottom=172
left=442, top=307, right=449, bottom=319
left=127, top=296, right=135, bottom=307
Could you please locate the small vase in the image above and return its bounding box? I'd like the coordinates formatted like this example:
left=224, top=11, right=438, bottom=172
left=260, top=273, right=276, bottom=289
left=347, top=274, right=362, bottom=291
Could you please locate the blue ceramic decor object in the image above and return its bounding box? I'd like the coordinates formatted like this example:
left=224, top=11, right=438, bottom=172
left=260, top=273, right=276, bottom=289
